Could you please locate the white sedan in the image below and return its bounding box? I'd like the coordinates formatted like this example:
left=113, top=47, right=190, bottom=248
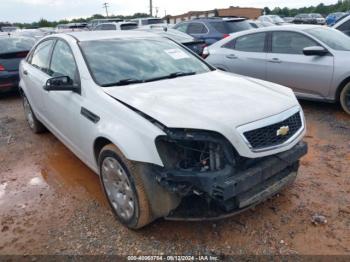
left=19, top=31, right=307, bottom=229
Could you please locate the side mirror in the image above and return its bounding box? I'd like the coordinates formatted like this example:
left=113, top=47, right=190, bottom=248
left=44, top=76, right=80, bottom=93
left=303, top=46, right=329, bottom=56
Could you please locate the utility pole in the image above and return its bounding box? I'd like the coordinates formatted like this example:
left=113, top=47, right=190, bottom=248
left=103, top=2, right=109, bottom=17
left=149, top=0, right=153, bottom=17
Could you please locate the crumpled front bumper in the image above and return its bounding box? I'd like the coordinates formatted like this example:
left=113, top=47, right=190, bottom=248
left=157, top=141, right=308, bottom=220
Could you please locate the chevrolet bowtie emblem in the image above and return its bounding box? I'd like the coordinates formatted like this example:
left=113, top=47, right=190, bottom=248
left=276, top=126, right=290, bottom=136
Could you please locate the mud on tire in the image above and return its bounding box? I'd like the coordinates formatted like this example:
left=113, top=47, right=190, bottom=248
left=340, top=82, right=350, bottom=115
left=98, top=144, right=153, bottom=229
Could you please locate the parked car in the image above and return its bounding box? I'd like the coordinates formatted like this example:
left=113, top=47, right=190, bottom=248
left=283, top=17, right=295, bottom=23
left=0, top=35, right=35, bottom=93
left=258, top=15, right=286, bottom=25
left=56, top=23, right=88, bottom=33
left=0, top=26, right=18, bottom=32
left=333, top=14, right=350, bottom=36
left=19, top=31, right=307, bottom=228
left=88, top=18, right=124, bottom=29
left=93, top=22, right=138, bottom=31
left=135, top=27, right=207, bottom=56
left=326, top=12, right=348, bottom=26
left=310, top=13, right=326, bottom=25
left=248, top=20, right=274, bottom=28
left=293, top=14, right=317, bottom=24
left=173, top=18, right=252, bottom=45
left=131, top=17, right=166, bottom=27
left=205, top=25, right=350, bottom=114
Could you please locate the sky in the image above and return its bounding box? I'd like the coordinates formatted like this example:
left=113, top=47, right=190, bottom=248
left=1, top=0, right=339, bottom=23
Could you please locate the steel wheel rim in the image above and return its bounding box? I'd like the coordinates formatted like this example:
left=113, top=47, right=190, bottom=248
left=23, top=97, right=35, bottom=129
left=101, top=157, right=135, bottom=221
left=346, top=90, right=350, bottom=109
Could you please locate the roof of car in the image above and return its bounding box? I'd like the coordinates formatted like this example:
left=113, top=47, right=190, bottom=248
left=249, top=24, right=322, bottom=32
left=61, top=31, right=161, bottom=42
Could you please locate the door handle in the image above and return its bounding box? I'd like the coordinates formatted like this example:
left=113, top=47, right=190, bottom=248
left=226, top=54, right=238, bottom=59
left=23, top=70, right=28, bottom=75
left=268, top=58, right=282, bottom=63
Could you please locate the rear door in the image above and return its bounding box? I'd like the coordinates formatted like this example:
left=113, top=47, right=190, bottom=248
left=22, top=39, right=55, bottom=116
left=219, top=32, right=267, bottom=80
left=266, top=31, right=333, bottom=97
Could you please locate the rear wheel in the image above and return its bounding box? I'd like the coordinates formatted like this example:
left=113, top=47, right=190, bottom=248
left=98, top=144, right=153, bottom=229
left=340, top=82, right=350, bottom=115
left=22, top=95, right=46, bottom=133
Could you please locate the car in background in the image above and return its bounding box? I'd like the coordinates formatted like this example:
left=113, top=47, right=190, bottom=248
left=258, top=15, right=286, bottom=25
left=205, top=25, right=350, bottom=114
left=131, top=17, right=166, bottom=28
left=248, top=20, right=274, bottom=28
left=0, top=35, right=35, bottom=93
left=283, top=17, right=295, bottom=23
left=0, top=26, right=18, bottom=32
left=326, top=12, right=347, bottom=26
left=293, top=14, right=317, bottom=24
left=19, top=31, right=307, bottom=229
left=88, top=18, right=124, bottom=29
left=93, top=22, right=138, bottom=31
left=135, top=27, right=207, bottom=56
left=333, top=14, right=350, bottom=36
left=310, top=13, right=326, bottom=25
left=173, top=17, right=252, bottom=45
left=56, top=23, right=88, bottom=33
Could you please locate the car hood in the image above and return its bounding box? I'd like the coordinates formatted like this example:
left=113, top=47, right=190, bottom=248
left=103, top=71, right=299, bottom=131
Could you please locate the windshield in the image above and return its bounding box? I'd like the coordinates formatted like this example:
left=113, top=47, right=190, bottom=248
left=142, top=19, right=163, bottom=25
left=80, top=38, right=211, bottom=87
left=305, top=27, right=350, bottom=51
left=270, top=15, right=284, bottom=23
left=0, top=37, right=35, bottom=54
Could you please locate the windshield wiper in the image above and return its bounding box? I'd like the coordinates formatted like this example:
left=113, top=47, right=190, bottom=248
left=101, top=78, right=144, bottom=87
left=144, top=71, right=197, bottom=83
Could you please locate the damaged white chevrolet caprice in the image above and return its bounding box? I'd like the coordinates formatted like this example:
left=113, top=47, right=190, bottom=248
left=19, top=31, right=307, bottom=229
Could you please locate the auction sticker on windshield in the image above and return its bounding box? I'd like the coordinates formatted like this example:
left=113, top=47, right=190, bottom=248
left=164, top=49, right=190, bottom=60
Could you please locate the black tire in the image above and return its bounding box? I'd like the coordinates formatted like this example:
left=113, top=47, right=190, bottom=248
left=340, top=82, right=350, bottom=115
left=98, top=144, right=153, bottom=229
left=22, top=94, right=46, bottom=133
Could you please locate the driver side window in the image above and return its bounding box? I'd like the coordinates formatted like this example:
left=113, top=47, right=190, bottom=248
left=49, top=40, right=79, bottom=83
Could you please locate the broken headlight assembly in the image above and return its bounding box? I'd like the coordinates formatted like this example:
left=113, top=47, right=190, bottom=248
left=155, top=129, right=236, bottom=172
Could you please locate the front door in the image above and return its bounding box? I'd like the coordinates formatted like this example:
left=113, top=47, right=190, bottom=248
left=266, top=31, right=333, bottom=98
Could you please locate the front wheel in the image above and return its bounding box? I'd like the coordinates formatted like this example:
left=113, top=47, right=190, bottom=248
left=98, top=144, right=153, bottom=229
left=340, top=82, right=350, bottom=115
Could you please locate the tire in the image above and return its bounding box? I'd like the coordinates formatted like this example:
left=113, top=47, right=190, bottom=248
left=98, top=144, right=153, bottom=229
left=340, top=82, right=350, bottom=115
left=22, top=95, right=46, bottom=133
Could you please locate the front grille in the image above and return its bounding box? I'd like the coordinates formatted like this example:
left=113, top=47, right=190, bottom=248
left=243, top=112, right=302, bottom=150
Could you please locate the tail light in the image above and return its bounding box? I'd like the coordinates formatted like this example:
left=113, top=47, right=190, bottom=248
left=0, top=64, right=5, bottom=71
left=223, top=34, right=230, bottom=39
left=202, top=46, right=210, bottom=59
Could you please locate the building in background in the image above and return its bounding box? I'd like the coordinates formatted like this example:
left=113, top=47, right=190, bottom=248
left=164, top=6, right=262, bottom=24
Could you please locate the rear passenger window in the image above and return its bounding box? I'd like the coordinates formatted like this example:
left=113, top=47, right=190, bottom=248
left=234, top=33, right=266, bottom=52
left=187, top=23, right=208, bottom=34
left=337, top=20, right=350, bottom=32
left=101, top=24, right=116, bottom=30
left=210, top=22, right=228, bottom=34
left=272, top=31, right=318, bottom=54
left=30, top=40, right=55, bottom=74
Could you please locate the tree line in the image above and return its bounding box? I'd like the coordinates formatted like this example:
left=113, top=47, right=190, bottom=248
left=5, top=13, right=150, bottom=29
left=265, top=0, right=350, bottom=17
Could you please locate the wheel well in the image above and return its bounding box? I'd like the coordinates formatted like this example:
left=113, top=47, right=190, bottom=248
left=93, top=137, right=113, bottom=165
left=336, top=76, right=350, bottom=102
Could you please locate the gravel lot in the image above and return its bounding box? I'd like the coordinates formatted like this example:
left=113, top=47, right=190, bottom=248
left=0, top=94, right=349, bottom=256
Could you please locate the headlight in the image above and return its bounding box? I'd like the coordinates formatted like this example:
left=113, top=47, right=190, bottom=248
left=155, top=129, right=236, bottom=172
